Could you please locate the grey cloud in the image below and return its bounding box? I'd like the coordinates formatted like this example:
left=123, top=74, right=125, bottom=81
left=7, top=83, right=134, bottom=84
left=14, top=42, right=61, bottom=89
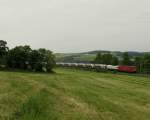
left=0, top=0, right=150, bottom=52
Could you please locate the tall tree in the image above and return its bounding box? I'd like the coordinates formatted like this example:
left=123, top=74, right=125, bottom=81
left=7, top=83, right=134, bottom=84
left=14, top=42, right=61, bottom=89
left=7, top=45, right=32, bottom=69
left=143, top=54, right=150, bottom=73
left=7, top=46, right=55, bottom=72
left=0, top=40, right=9, bottom=57
left=122, top=52, right=131, bottom=65
left=112, top=56, right=119, bottom=65
left=102, top=53, right=113, bottom=65
left=0, top=40, right=9, bottom=66
left=36, top=48, right=55, bottom=72
left=94, top=52, right=102, bottom=64
left=134, top=56, right=143, bottom=72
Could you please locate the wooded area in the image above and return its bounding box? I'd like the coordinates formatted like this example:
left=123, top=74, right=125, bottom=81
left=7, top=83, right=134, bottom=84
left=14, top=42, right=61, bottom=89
left=94, top=52, right=150, bottom=73
left=0, top=40, right=55, bottom=72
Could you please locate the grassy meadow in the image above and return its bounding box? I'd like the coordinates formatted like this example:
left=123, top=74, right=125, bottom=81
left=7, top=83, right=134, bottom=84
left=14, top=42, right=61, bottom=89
left=0, top=68, right=150, bottom=120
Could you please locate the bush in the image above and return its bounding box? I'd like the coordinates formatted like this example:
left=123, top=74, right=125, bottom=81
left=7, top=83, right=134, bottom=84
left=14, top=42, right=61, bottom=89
left=5, top=44, right=55, bottom=72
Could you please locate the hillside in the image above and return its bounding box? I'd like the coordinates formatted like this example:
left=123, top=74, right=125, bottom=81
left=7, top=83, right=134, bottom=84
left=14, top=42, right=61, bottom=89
left=0, top=68, right=150, bottom=120
left=55, top=50, right=148, bottom=63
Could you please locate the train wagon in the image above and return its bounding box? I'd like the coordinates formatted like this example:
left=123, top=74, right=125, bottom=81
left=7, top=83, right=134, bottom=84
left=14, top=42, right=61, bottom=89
left=107, top=65, right=118, bottom=70
left=118, top=65, right=137, bottom=73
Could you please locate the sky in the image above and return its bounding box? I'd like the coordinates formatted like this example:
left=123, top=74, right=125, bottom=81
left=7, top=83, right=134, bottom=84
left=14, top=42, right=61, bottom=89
left=0, top=0, right=150, bottom=53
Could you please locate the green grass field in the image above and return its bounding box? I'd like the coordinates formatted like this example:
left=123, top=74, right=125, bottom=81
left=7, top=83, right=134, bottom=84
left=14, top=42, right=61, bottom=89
left=0, top=68, right=150, bottom=120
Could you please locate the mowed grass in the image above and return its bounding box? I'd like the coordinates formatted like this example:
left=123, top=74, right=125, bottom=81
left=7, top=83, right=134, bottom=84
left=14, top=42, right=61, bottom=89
left=0, top=68, right=150, bottom=120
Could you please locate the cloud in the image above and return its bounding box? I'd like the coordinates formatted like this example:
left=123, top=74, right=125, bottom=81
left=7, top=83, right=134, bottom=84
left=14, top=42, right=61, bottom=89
left=0, top=0, right=150, bottom=52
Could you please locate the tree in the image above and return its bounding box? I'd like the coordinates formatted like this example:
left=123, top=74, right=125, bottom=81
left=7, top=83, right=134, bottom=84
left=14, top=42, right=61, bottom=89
left=122, top=52, right=132, bottom=65
left=112, top=56, right=119, bottom=65
left=0, top=40, right=9, bottom=57
left=94, top=53, right=102, bottom=64
left=94, top=53, right=119, bottom=65
left=31, top=48, right=55, bottom=72
left=29, top=50, right=41, bottom=70
left=7, top=45, right=32, bottom=69
left=143, top=54, right=150, bottom=73
left=7, top=46, right=55, bottom=72
left=0, top=40, right=9, bottom=66
left=102, top=53, right=113, bottom=65
left=134, top=57, right=143, bottom=72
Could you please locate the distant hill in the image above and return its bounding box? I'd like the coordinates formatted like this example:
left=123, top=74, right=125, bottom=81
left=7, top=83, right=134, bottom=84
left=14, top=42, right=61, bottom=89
left=55, top=50, right=149, bottom=63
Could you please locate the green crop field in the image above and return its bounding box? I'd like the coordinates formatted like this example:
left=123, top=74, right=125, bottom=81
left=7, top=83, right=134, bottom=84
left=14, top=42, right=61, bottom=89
left=0, top=68, right=150, bottom=120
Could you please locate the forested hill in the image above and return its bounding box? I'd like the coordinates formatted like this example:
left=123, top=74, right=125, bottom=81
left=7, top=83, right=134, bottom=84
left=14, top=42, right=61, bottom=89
left=55, top=50, right=150, bottom=63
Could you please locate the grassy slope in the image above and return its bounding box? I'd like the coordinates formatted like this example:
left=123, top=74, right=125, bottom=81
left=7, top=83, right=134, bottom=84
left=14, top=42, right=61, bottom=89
left=55, top=53, right=96, bottom=62
left=0, top=69, right=150, bottom=120
left=73, top=54, right=96, bottom=62
left=55, top=53, right=122, bottom=62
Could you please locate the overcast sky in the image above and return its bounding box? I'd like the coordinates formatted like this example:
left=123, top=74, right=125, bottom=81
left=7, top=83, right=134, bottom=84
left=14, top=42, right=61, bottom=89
left=0, top=0, right=150, bottom=53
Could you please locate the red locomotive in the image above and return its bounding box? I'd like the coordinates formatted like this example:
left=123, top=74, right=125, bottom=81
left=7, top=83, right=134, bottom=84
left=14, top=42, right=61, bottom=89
left=118, top=65, right=137, bottom=73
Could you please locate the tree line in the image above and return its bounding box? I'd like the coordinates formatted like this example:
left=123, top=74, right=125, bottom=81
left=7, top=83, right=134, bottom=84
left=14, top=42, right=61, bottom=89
left=94, top=52, right=119, bottom=65
left=94, top=52, right=150, bottom=73
left=0, top=40, right=55, bottom=72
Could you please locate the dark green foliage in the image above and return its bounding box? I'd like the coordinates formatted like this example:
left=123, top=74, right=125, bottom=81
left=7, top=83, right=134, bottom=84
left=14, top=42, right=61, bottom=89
left=143, top=54, right=150, bottom=64
left=142, top=54, right=150, bottom=73
left=7, top=47, right=55, bottom=72
left=7, top=46, right=32, bottom=69
left=0, top=40, right=9, bottom=57
left=0, top=40, right=9, bottom=67
left=33, top=48, right=55, bottom=72
left=134, top=57, right=143, bottom=72
left=0, top=40, right=55, bottom=72
left=94, top=53, right=119, bottom=65
left=102, top=53, right=113, bottom=65
left=112, top=56, right=119, bottom=65
left=94, top=53, right=102, bottom=64
left=122, top=52, right=132, bottom=65
left=134, top=54, right=150, bottom=73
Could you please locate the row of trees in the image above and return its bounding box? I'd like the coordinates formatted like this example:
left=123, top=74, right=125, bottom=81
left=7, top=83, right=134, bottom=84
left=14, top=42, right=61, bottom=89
left=0, top=40, right=55, bottom=72
left=94, top=52, right=150, bottom=73
left=134, top=54, right=150, bottom=73
left=94, top=53, right=119, bottom=65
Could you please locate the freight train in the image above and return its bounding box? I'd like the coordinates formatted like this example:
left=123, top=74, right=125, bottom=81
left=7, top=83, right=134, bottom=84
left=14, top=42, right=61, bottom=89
left=56, top=63, right=137, bottom=73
